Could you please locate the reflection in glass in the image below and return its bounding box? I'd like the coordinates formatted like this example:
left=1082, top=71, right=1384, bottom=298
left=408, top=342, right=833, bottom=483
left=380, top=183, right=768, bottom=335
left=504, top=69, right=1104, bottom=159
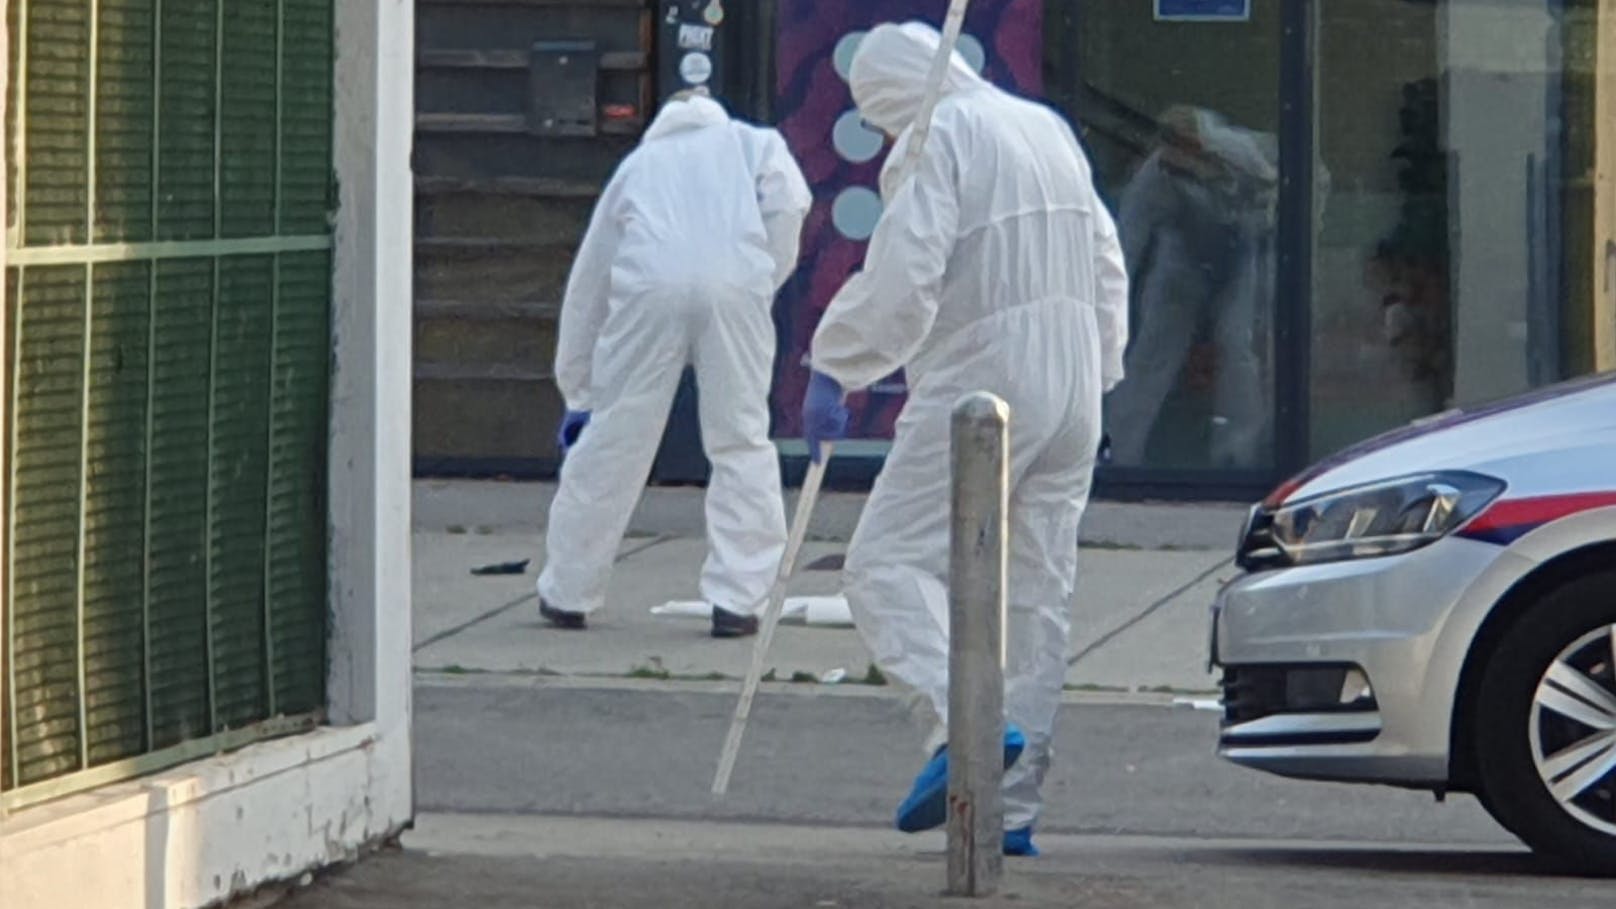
left=1311, top=2, right=1452, bottom=457
left=1105, top=106, right=1279, bottom=469
left=1310, top=0, right=1600, bottom=459
left=1053, top=0, right=1281, bottom=473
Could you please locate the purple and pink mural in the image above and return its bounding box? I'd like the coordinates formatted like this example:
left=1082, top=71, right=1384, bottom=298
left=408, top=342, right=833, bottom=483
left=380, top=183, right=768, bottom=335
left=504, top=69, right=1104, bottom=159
left=770, top=0, right=1044, bottom=442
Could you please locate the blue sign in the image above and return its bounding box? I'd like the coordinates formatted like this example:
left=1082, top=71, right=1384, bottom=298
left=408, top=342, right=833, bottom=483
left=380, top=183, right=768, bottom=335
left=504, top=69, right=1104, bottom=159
left=1155, top=0, right=1250, bottom=21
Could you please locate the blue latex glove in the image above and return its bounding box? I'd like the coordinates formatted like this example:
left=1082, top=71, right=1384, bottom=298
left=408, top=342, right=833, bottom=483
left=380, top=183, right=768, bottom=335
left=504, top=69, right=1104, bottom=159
left=557, top=410, right=591, bottom=456
left=801, top=371, right=849, bottom=464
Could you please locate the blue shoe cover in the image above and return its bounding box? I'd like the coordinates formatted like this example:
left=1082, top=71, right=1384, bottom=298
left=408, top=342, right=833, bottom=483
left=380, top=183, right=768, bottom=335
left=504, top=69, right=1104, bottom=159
left=895, top=723, right=1026, bottom=833
left=1003, top=826, right=1039, bottom=857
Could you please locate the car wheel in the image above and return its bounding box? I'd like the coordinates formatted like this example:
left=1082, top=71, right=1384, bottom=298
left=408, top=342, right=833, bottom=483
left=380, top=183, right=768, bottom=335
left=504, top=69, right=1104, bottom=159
left=1475, top=570, right=1616, bottom=870
left=1474, top=789, right=1521, bottom=838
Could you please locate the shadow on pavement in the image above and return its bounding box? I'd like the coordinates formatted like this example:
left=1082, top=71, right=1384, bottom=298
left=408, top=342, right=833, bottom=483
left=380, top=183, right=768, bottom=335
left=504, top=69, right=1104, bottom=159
left=1208, top=846, right=1590, bottom=879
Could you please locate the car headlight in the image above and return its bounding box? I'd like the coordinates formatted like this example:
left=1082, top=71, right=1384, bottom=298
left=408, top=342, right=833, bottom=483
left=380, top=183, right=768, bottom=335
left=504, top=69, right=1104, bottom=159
left=1239, top=471, right=1505, bottom=569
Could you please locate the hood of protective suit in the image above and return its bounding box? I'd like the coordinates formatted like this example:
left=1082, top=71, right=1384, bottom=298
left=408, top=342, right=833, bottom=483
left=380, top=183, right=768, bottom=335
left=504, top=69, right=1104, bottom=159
left=642, top=95, right=730, bottom=143
left=1158, top=106, right=1276, bottom=185
left=848, top=22, right=985, bottom=136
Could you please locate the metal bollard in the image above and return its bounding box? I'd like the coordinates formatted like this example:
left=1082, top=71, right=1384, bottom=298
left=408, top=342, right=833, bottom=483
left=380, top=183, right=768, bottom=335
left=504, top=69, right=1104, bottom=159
left=946, top=392, right=1010, bottom=897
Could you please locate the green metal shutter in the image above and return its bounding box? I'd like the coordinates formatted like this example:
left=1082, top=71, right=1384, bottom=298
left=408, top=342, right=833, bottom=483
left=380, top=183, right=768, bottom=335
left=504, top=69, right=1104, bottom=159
left=82, top=260, right=151, bottom=767
left=98, top=0, right=155, bottom=242
left=1, top=0, right=334, bottom=806
left=265, top=250, right=328, bottom=716
left=157, top=0, right=214, bottom=241
left=8, top=264, right=89, bottom=787
left=146, top=258, right=210, bottom=751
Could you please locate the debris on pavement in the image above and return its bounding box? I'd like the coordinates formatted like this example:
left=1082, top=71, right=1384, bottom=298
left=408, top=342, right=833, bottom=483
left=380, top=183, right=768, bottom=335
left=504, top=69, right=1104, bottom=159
left=651, top=596, right=855, bottom=627
left=469, top=559, right=530, bottom=576
left=805, top=553, right=846, bottom=572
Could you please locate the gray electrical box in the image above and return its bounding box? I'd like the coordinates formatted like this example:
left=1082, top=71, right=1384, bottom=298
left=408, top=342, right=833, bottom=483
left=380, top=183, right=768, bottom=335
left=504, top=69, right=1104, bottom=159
left=529, top=40, right=599, bottom=137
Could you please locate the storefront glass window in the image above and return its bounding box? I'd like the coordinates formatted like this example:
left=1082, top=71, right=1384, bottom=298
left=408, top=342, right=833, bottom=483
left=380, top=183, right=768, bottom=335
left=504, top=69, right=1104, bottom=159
left=1310, top=0, right=1603, bottom=459
left=1059, top=1, right=1283, bottom=472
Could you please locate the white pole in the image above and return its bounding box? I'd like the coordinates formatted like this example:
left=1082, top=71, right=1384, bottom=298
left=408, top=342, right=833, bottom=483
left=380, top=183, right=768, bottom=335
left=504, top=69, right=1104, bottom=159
left=711, top=446, right=831, bottom=795
left=898, top=0, right=974, bottom=183
left=711, top=0, right=974, bottom=799
left=946, top=392, right=1009, bottom=897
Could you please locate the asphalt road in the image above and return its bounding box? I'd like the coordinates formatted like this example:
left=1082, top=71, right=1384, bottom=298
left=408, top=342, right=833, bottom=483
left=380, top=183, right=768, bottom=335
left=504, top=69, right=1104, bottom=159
left=284, top=678, right=1616, bottom=908
left=411, top=677, right=1509, bottom=844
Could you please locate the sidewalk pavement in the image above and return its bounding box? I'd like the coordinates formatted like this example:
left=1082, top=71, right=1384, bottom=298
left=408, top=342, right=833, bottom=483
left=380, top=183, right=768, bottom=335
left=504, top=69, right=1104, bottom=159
left=414, top=479, right=1250, bottom=550
left=411, top=481, right=1247, bottom=693
left=284, top=815, right=1565, bottom=909
left=276, top=480, right=1574, bottom=909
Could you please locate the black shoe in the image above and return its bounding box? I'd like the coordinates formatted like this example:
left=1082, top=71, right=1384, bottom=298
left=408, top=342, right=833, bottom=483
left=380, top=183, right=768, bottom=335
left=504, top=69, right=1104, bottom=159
left=711, top=605, right=759, bottom=639
left=540, top=599, right=587, bottom=630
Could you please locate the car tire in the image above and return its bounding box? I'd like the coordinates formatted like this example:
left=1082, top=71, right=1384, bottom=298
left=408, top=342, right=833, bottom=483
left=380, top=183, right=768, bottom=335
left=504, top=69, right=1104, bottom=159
left=1475, top=569, right=1616, bottom=871
left=1475, top=789, right=1521, bottom=839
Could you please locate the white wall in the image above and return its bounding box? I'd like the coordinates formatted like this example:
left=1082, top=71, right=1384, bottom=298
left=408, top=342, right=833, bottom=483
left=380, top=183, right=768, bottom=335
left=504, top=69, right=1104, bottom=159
left=1, top=726, right=409, bottom=908
left=0, top=1, right=416, bottom=906
left=329, top=0, right=417, bottom=737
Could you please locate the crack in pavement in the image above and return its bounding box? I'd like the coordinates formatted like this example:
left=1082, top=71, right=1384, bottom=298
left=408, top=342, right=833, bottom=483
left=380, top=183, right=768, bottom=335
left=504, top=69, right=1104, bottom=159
left=1067, top=556, right=1234, bottom=667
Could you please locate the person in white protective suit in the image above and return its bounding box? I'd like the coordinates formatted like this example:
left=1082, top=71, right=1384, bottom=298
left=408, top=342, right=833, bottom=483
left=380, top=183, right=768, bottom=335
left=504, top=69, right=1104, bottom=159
left=537, top=88, right=812, bottom=638
left=1104, top=106, right=1278, bottom=468
left=799, top=23, right=1129, bottom=857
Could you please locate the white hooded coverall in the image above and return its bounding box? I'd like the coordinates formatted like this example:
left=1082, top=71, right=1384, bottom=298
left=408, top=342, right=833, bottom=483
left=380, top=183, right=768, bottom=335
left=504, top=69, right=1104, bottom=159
left=538, top=96, right=812, bottom=617
left=811, top=23, right=1130, bottom=830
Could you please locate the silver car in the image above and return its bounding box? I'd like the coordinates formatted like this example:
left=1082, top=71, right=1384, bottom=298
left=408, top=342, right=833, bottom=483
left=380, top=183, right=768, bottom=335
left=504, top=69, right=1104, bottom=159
left=1212, top=372, right=1616, bottom=866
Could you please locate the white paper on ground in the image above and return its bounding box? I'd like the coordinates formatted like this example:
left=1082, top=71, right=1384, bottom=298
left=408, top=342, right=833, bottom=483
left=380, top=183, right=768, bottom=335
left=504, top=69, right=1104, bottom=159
left=650, top=596, right=854, bottom=627
left=799, top=596, right=853, bottom=627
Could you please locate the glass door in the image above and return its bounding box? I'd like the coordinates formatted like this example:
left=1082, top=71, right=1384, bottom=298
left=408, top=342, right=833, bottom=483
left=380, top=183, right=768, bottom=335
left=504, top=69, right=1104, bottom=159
left=1050, top=0, right=1285, bottom=493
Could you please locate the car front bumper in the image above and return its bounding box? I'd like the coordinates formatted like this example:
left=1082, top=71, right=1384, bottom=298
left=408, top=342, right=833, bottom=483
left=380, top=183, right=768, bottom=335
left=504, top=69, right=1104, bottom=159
left=1211, top=536, right=1505, bottom=787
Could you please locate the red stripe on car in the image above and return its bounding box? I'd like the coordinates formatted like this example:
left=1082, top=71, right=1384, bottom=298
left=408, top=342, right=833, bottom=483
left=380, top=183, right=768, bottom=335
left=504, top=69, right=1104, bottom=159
left=1461, top=493, right=1616, bottom=542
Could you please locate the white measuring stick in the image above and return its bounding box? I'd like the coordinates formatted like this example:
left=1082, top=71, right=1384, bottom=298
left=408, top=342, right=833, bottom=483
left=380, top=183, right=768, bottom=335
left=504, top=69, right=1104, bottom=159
left=711, top=0, right=975, bottom=798
left=711, top=445, right=831, bottom=795
left=897, top=0, right=973, bottom=185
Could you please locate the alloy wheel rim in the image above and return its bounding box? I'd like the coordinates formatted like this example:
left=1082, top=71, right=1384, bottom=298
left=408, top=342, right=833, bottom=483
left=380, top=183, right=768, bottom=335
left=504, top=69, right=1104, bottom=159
left=1530, top=624, right=1616, bottom=837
